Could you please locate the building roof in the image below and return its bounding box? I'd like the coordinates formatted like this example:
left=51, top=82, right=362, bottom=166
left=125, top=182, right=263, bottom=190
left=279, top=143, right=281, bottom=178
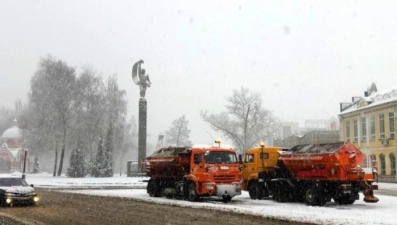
left=339, top=88, right=397, bottom=116
left=1, top=125, right=21, bottom=139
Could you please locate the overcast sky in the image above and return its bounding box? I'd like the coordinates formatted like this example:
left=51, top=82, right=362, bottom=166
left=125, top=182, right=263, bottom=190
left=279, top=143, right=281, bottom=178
left=1, top=0, right=397, bottom=146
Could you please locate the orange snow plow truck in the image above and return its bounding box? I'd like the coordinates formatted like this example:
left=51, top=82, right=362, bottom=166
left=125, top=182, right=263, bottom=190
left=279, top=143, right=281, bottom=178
left=145, top=146, right=242, bottom=202
left=242, top=142, right=379, bottom=206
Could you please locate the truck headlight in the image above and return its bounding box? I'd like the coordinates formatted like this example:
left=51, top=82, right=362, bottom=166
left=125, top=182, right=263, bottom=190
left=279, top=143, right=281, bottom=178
left=6, top=198, right=12, bottom=204
left=33, top=196, right=40, bottom=202
left=205, top=183, right=215, bottom=190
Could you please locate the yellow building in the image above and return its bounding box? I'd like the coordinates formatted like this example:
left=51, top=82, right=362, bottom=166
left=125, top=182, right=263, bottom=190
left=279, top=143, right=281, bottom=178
left=339, top=83, right=397, bottom=182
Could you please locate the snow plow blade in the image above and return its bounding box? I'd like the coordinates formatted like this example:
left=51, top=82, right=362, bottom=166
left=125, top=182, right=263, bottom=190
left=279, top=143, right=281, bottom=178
left=364, top=196, right=379, bottom=203
left=364, top=186, right=379, bottom=203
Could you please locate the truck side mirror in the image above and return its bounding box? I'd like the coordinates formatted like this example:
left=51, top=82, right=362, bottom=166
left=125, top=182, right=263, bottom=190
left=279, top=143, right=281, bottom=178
left=238, top=154, right=243, bottom=164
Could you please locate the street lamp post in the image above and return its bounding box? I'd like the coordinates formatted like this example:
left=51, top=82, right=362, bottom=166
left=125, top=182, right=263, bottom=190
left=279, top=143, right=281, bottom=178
left=22, top=148, right=28, bottom=179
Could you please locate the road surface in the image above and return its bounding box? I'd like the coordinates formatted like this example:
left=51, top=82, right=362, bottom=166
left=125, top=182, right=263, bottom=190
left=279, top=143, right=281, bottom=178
left=1, top=188, right=317, bottom=225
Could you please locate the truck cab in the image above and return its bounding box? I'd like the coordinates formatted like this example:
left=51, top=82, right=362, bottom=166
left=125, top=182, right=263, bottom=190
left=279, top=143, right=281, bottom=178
left=241, top=145, right=286, bottom=199
left=145, top=146, right=242, bottom=202
left=186, top=147, right=242, bottom=202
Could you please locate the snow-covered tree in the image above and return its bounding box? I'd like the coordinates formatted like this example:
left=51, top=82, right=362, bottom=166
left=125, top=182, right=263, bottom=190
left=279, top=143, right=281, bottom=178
left=87, top=152, right=95, bottom=177
left=105, top=75, right=127, bottom=172
left=17, top=57, right=130, bottom=174
left=165, top=115, right=193, bottom=147
left=66, top=141, right=86, bottom=178
left=90, top=135, right=104, bottom=177
left=103, top=122, right=114, bottom=177
left=201, top=87, right=280, bottom=154
left=31, top=156, right=40, bottom=174
left=72, top=68, right=107, bottom=154
left=24, top=56, right=76, bottom=176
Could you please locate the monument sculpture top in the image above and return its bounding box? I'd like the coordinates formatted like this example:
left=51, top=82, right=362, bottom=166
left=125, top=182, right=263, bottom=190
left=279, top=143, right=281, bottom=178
left=132, top=60, right=151, bottom=98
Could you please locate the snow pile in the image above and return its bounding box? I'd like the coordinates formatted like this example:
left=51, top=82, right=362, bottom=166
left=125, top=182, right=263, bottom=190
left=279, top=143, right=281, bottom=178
left=26, top=173, right=148, bottom=188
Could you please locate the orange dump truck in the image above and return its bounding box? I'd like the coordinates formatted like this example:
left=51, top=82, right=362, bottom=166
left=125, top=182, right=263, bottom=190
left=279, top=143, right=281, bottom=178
left=145, top=146, right=242, bottom=202
left=242, top=142, right=378, bottom=206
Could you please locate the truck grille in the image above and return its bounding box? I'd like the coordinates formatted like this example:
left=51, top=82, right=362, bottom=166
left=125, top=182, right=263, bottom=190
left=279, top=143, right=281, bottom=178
left=213, top=175, right=235, bottom=183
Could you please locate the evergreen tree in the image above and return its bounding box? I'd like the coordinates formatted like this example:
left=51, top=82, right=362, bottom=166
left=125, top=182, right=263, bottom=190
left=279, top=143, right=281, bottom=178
left=67, top=141, right=86, bottom=177
left=103, top=122, right=114, bottom=177
left=91, top=135, right=104, bottom=177
left=67, top=148, right=77, bottom=177
left=31, top=156, right=40, bottom=174
left=87, top=152, right=96, bottom=177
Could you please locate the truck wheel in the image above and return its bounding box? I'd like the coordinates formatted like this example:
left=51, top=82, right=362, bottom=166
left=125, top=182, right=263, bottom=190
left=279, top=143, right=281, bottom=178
left=147, top=180, right=156, bottom=197
left=263, top=188, right=270, bottom=198
left=304, top=188, right=319, bottom=206
left=147, top=180, right=161, bottom=197
left=317, top=191, right=327, bottom=206
left=187, top=182, right=199, bottom=202
left=248, top=181, right=258, bottom=200
left=257, top=186, right=265, bottom=200
left=273, top=189, right=287, bottom=202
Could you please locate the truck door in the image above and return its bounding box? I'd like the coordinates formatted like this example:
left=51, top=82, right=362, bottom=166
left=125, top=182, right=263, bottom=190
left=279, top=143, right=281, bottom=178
left=242, top=154, right=256, bottom=182
left=259, top=152, right=269, bottom=171
left=191, top=153, right=205, bottom=179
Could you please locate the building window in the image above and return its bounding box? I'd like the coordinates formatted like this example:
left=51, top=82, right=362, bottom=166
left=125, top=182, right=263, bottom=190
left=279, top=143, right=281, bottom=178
left=361, top=118, right=367, bottom=142
left=390, top=153, right=396, bottom=176
left=372, top=154, right=377, bottom=168
left=353, top=119, right=358, bottom=142
left=390, top=112, right=395, bottom=139
left=345, top=121, right=350, bottom=143
left=370, top=116, right=375, bottom=141
left=379, top=154, right=386, bottom=175
left=379, top=114, right=385, bottom=139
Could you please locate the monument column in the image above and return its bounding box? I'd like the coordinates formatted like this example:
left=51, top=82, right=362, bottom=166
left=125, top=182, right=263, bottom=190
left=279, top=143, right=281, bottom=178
left=138, top=98, right=147, bottom=172
left=131, top=59, right=151, bottom=174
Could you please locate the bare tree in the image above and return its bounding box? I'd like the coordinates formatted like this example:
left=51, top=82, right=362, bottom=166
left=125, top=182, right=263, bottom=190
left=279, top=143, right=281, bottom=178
left=165, top=115, right=193, bottom=147
left=201, top=87, right=280, bottom=154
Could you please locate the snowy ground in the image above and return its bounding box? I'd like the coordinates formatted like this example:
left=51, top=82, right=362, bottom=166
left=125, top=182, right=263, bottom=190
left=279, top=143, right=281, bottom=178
left=24, top=173, right=397, bottom=225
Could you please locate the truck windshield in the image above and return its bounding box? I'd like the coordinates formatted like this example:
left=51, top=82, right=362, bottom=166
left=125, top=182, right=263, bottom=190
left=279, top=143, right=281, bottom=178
left=203, top=151, right=237, bottom=164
